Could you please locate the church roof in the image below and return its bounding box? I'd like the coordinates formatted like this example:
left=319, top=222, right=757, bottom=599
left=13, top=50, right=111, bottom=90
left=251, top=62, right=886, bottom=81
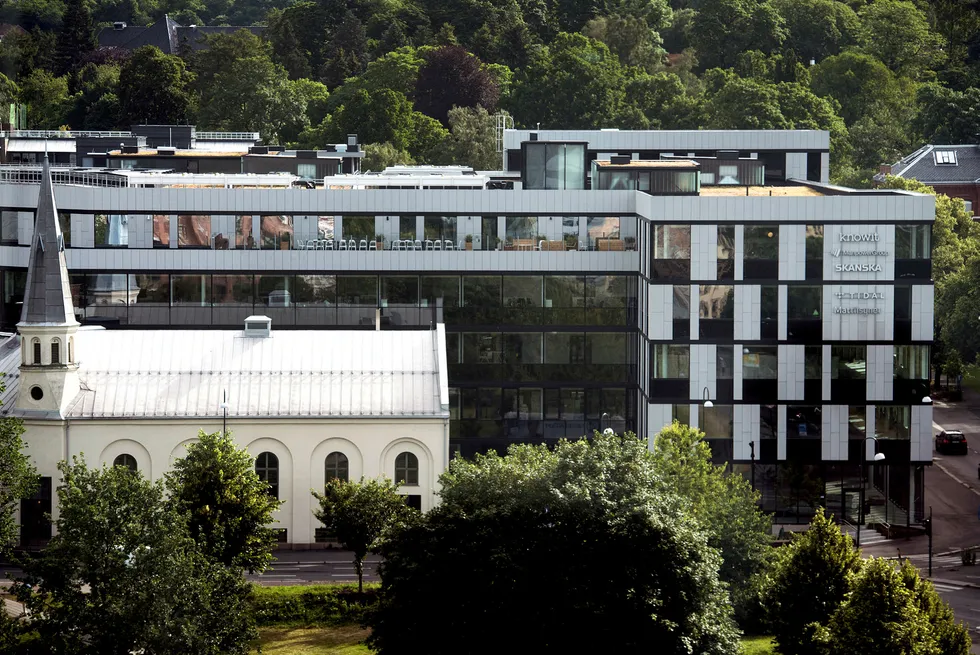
left=19, top=156, right=76, bottom=326
left=0, top=327, right=449, bottom=420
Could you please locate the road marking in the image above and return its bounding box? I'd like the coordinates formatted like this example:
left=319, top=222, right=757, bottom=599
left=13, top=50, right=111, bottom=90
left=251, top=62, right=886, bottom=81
left=330, top=574, right=358, bottom=577
left=932, top=583, right=964, bottom=593
left=931, top=422, right=980, bottom=497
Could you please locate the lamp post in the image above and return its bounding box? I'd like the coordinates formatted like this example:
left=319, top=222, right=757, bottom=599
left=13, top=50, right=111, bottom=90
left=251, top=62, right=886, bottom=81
left=219, top=390, right=230, bottom=436
left=857, top=435, right=885, bottom=548
left=701, top=387, right=713, bottom=408
left=749, top=440, right=756, bottom=492
left=601, top=412, right=609, bottom=434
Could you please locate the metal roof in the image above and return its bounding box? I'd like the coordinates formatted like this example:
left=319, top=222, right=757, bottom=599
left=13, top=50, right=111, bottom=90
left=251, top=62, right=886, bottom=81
left=0, top=327, right=449, bottom=420
left=883, top=144, right=980, bottom=184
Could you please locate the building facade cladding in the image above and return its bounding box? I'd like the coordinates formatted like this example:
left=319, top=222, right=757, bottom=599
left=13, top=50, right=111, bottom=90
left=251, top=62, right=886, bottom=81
left=0, top=184, right=935, bottom=524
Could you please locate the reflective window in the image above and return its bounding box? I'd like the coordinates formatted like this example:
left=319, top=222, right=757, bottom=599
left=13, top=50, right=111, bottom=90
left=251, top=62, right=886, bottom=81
left=236, top=216, right=254, bottom=249
left=382, top=276, right=419, bottom=307
left=212, top=275, right=253, bottom=306
left=895, top=346, right=929, bottom=380
left=256, top=452, right=279, bottom=499
left=788, top=286, right=822, bottom=319
left=503, top=276, right=542, bottom=308
left=294, top=275, right=336, bottom=305
left=95, top=214, right=129, bottom=247
left=743, top=346, right=778, bottom=380
left=336, top=276, right=378, bottom=305
left=832, top=346, right=867, bottom=380
left=1, top=211, right=19, bottom=244
left=545, top=276, right=585, bottom=311
left=587, top=217, right=621, bottom=250
left=673, top=404, right=690, bottom=425
left=424, top=216, right=457, bottom=243
left=787, top=406, right=821, bottom=439
left=395, top=452, right=419, bottom=486
left=505, top=217, right=538, bottom=242
left=172, top=275, right=211, bottom=305
left=717, top=345, right=734, bottom=379
left=673, top=285, right=690, bottom=318
left=896, top=225, right=931, bottom=259
left=399, top=216, right=416, bottom=240
left=588, top=333, right=626, bottom=364
left=503, top=333, right=542, bottom=365
left=847, top=406, right=866, bottom=438
left=652, top=344, right=689, bottom=378
left=421, top=276, right=460, bottom=308
left=113, top=453, right=138, bottom=471
left=261, top=215, right=293, bottom=250
left=806, top=225, right=823, bottom=260
left=177, top=215, right=211, bottom=248
left=805, top=346, right=822, bottom=379
left=59, top=212, right=71, bottom=247
left=653, top=225, right=691, bottom=259
left=325, top=452, right=349, bottom=482
left=717, top=226, right=735, bottom=279
left=876, top=406, right=910, bottom=439
left=698, top=405, right=734, bottom=438
left=544, top=332, right=586, bottom=364
left=343, top=216, right=374, bottom=241
left=744, top=225, right=779, bottom=259
left=699, top=285, right=734, bottom=318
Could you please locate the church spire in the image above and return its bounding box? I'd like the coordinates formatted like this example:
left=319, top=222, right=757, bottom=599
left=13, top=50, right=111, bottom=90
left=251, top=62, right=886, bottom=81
left=19, top=154, right=76, bottom=327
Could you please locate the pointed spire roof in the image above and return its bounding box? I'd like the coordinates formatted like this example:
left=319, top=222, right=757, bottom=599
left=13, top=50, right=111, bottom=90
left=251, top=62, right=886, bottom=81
left=19, top=155, right=77, bottom=326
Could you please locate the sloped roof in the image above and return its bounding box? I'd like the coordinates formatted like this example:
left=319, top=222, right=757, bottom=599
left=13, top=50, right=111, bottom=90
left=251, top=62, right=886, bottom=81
left=881, top=144, right=980, bottom=184
left=0, top=328, right=449, bottom=420
left=97, top=17, right=178, bottom=53
left=19, top=156, right=76, bottom=326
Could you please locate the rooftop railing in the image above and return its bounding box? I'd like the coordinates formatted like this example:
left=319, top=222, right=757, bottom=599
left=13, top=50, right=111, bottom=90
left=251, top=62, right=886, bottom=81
left=0, top=130, right=134, bottom=139
left=195, top=132, right=261, bottom=140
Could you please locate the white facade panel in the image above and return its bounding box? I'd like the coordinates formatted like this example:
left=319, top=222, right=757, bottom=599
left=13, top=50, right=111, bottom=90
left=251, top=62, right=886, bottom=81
left=779, top=223, right=805, bottom=280
left=866, top=345, right=894, bottom=401
left=911, top=405, right=933, bottom=463
left=912, top=285, right=934, bottom=341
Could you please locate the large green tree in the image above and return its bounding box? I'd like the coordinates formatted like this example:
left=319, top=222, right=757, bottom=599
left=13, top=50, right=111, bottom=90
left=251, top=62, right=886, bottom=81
left=413, top=45, right=500, bottom=124
left=313, top=476, right=416, bottom=593
left=53, top=0, right=96, bottom=75
left=856, top=0, right=942, bottom=78
left=689, top=0, right=786, bottom=71
left=768, top=508, right=862, bottom=655
left=0, top=410, right=36, bottom=555
left=771, top=0, right=859, bottom=62
left=118, top=46, right=194, bottom=126
left=913, top=84, right=980, bottom=145
left=369, top=433, right=741, bottom=655
left=16, top=457, right=255, bottom=655
left=19, top=69, right=69, bottom=128
left=438, top=106, right=504, bottom=170
left=651, top=421, right=772, bottom=627
left=165, top=430, right=283, bottom=573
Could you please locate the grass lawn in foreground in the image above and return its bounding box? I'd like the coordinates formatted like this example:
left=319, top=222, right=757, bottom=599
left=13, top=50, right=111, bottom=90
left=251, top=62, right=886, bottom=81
left=741, top=635, right=777, bottom=654
left=252, top=627, right=373, bottom=655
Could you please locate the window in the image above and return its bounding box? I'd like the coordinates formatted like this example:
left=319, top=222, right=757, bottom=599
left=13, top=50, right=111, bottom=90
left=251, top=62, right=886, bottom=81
left=236, top=216, right=254, bottom=248
left=698, top=405, right=734, bottom=438
left=68, top=337, right=73, bottom=363
left=424, top=216, right=457, bottom=243
left=895, top=346, right=929, bottom=380
left=847, top=406, right=866, bottom=438
left=699, top=285, right=734, bottom=318
left=297, top=163, right=317, bottom=179
left=744, top=226, right=779, bottom=260
left=788, top=286, right=822, bottom=319
left=395, top=452, right=419, bottom=486
left=113, top=453, right=138, bottom=472
left=32, top=338, right=40, bottom=365
left=653, top=225, right=691, bottom=259
left=876, top=406, right=910, bottom=439
left=59, top=213, right=71, bottom=247
left=965, top=200, right=974, bottom=216
left=806, top=225, right=823, bottom=259
left=261, top=215, right=293, bottom=250
left=743, top=346, right=777, bottom=379
left=805, top=346, right=822, bottom=379
left=652, top=344, right=689, bottom=378
left=399, top=216, right=416, bottom=240
left=933, top=150, right=957, bottom=165
left=153, top=215, right=170, bottom=247
left=256, top=452, right=280, bottom=498
left=896, top=225, right=930, bottom=259
left=95, top=214, right=129, bottom=247
left=672, top=404, right=690, bottom=425
left=832, top=346, right=866, bottom=380
left=717, top=226, right=734, bottom=279
left=325, top=452, right=349, bottom=482
left=51, top=339, right=60, bottom=365
left=178, top=215, right=211, bottom=248
left=787, top=406, right=822, bottom=439
left=717, top=345, right=734, bottom=379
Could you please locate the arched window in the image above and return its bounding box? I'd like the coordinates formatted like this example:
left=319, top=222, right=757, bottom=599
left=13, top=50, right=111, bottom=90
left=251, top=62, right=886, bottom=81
left=32, top=338, right=41, bottom=365
left=256, top=452, right=279, bottom=499
left=394, top=452, right=419, bottom=486
left=325, top=452, right=349, bottom=483
left=51, top=338, right=60, bottom=365
left=113, top=453, right=137, bottom=472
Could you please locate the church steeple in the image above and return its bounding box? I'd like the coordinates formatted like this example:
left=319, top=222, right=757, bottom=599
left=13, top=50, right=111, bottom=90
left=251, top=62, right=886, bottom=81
left=16, top=155, right=80, bottom=416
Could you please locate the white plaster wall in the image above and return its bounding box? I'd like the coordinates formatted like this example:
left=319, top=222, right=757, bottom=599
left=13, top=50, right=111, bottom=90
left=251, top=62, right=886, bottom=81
left=22, top=417, right=448, bottom=546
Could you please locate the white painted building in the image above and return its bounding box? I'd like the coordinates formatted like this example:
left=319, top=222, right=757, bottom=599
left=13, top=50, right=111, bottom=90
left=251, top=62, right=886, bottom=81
left=3, top=159, right=450, bottom=549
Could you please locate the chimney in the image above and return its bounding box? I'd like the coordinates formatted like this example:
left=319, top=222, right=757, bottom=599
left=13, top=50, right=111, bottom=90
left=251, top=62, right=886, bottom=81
left=244, top=315, right=272, bottom=337
left=879, top=164, right=892, bottom=176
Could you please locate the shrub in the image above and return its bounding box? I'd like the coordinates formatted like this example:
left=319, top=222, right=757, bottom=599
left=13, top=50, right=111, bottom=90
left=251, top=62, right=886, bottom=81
left=250, top=584, right=380, bottom=627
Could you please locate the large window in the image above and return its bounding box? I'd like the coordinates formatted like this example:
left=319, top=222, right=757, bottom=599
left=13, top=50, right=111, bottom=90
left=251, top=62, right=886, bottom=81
left=698, top=405, right=734, bottom=438
left=896, top=225, right=930, bottom=259
left=743, top=346, right=778, bottom=379
left=1, top=211, right=19, bottom=244
left=717, top=226, right=734, bottom=279
left=717, top=345, right=734, bottom=379
left=399, top=216, right=416, bottom=240
left=652, top=344, right=689, bottom=378
left=395, top=452, right=419, bottom=486
left=787, top=406, right=822, bottom=439
left=832, top=346, right=866, bottom=380
left=788, top=286, right=822, bottom=319
left=424, top=216, right=457, bottom=243
left=260, top=215, right=293, bottom=250
left=344, top=216, right=374, bottom=241
left=653, top=225, right=691, bottom=259
left=113, top=453, right=138, bottom=471
left=59, top=213, right=71, bottom=247
left=805, top=346, right=822, bottom=379
left=325, top=452, right=349, bottom=482
left=256, top=452, right=279, bottom=499
left=744, top=225, right=779, bottom=259
left=876, top=406, right=910, bottom=439
left=699, top=285, right=734, bottom=318
left=587, top=217, right=620, bottom=250
left=505, top=217, right=538, bottom=243
left=177, top=215, right=210, bottom=248
left=95, top=214, right=129, bottom=247
left=337, top=276, right=378, bottom=305
left=172, top=275, right=210, bottom=305
left=895, top=346, right=929, bottom=380
left=236, top=216, right=254, bottom=248
left=421, top=276, right=461, bottom=308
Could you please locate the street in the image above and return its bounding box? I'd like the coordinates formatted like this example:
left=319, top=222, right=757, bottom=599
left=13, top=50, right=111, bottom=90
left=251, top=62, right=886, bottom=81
left=246, top=549, right=381, bottom=585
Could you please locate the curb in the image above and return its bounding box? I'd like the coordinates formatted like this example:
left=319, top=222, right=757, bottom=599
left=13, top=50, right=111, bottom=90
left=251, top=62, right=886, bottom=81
left=928, top=576, right=980, bottom=590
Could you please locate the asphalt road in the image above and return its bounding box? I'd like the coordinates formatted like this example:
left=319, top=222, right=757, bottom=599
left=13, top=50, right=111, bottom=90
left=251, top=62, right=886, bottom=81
left=247, top=550, right=381, bottom=585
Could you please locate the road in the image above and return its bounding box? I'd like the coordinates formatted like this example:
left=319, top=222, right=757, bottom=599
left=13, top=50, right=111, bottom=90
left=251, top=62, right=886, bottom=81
left=246, top=550, right=381, bottom=585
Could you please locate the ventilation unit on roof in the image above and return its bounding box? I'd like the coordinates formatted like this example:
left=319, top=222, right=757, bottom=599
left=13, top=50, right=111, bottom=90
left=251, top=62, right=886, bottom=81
left=156, top=147, right=176, bottom=156
left=244, top=315, right=272, bottom=337
left=113, top=21, right=127, bottom=30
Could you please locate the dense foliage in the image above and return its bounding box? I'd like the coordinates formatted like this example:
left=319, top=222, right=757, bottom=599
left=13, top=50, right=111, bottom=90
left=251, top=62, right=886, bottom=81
left=13, top=457, right=256, bottom=655
left=165, top=430, right=284, bottom=573
left=368, top=431, right=746, bottom=654
left=0, top=0, right=976, bottom=183
left=0, top=403, right=36, bottom=555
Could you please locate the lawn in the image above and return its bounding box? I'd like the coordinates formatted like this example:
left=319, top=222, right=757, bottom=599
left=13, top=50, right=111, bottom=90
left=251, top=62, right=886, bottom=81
left=253, top=627, right=372, bottom=655
left=741, top=635, right=777, bottom=655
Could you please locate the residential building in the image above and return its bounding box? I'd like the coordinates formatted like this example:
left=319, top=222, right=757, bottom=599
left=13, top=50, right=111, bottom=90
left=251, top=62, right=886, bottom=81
left=876, top=144, right=980, bottom=217
left=0, top=129, right=934, bottom=537
left=97, top=16, right=264, bottom=55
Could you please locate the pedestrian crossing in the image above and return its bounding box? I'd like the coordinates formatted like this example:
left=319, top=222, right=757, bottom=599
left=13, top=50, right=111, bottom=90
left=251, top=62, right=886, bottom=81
left=902, top=554, right=966, bottom=568
left=929, top=579, right=965, bottom=594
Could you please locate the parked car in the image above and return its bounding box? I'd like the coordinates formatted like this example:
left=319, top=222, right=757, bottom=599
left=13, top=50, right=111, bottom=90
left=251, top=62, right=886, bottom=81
left=936, top=430, right=968, bottom=455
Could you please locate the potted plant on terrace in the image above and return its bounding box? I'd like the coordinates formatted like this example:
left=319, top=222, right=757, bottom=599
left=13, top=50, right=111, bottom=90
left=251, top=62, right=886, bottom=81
left=624, top=236, right=636, bottom=251
left=375, top=233, right=384, bottom=250
left=465, top=234, right=474, bottom=250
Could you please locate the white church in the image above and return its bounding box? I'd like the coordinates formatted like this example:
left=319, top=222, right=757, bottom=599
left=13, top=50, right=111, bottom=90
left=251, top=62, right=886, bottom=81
left=2, top=158, right=451, bottom=549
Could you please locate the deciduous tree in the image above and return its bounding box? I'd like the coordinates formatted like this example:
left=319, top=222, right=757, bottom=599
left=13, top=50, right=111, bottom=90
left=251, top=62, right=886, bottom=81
left=0, top=407, right=36, bottom=555
left=369, top=433, right=741, bottom=655
left=165, top=430, right=283, bottom=573
left=313, top=477, right=416, bottom=593
left=414, top=45, right=500, bottom=124
left=118, top=46, right=194, bottom=126
left=53, top=0, right=96, bottom=75
left=19, top=69, right=69, bottom=128
left=16, top=457, right=255, bottom=655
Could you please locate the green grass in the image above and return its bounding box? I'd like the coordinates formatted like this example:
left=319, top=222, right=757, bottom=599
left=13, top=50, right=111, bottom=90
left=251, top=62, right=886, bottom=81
left=252, top=627, right=373, bottom=654
left=741, top=635, right=777, bottom=655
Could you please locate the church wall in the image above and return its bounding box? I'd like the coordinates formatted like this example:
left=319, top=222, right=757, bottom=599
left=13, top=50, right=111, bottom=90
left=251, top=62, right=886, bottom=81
left=25, top=416, right=448, bottom=547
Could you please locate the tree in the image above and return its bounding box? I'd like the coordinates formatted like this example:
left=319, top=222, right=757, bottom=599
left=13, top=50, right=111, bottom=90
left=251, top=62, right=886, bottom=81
left=810, top=51, right=909, bottom=126
left=362, top=142, right=416, bottom=171
left=582, top=14, right=667, bottom=71
left=689, top=0, right=786, bottom=70
left=651, top=421, right=772, bottom=628
left=16, top=458, right=255, bottom=655
left=913, top=84, right=980, bottom=145
left=19, top=70, right=69, bottom=128
left=0, top=410, right=37, bottom=555
left=439, top=106, right=503, bottom=170
left=812, top=559, right=970, bottom=655
left=368, top=433, right=741, bottom=655
left=53, top=0, right=96, bottom=75
left=165, top=430, right=283, bottom=573
left=414, top=45, right=500, bottom=124
left=772, top=0, right=860, bottom=62
left=267, top=9, right=312, bottom=79
left=320, top=12, right=368, bottom=88
left=768, top=508, right=862, bottom=655
left=857, top=0, right=942, bottom=78
left=65, top=63, right=121, bottom=130
left=0, top=72, right=17, bottom=108
left=118, top=46, right=194, bottom=126
left=313, top=477, right=416, bottom=593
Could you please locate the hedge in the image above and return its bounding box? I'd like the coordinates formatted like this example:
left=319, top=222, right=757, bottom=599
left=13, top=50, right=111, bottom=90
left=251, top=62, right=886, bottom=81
left=250, top=583, right=380, bottom=627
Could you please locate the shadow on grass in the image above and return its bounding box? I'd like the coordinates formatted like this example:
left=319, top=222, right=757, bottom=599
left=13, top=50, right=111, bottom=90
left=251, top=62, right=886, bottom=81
left=254, top=626, right=373, bottom=655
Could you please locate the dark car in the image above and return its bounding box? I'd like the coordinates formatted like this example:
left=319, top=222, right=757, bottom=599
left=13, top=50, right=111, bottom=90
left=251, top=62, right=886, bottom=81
left=936, top=430, right=968, bottom=455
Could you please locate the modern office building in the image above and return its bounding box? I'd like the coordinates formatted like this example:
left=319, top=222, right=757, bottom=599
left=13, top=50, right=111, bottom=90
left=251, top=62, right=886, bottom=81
left=0, top=129, right=935, bottom=531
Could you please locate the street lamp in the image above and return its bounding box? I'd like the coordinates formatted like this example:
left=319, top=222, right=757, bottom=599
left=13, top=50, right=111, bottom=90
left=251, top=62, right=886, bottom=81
left=219, top=390, right=230, bottom=435
left=922, top=395, right=932, bottom=404
left=856, top=435, right=885, bottom=548
left=749, top=440, right=756, bottom=492
left=701, top=386, right=713, bottom=408
left=601, top=412, right=609, bottom=433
